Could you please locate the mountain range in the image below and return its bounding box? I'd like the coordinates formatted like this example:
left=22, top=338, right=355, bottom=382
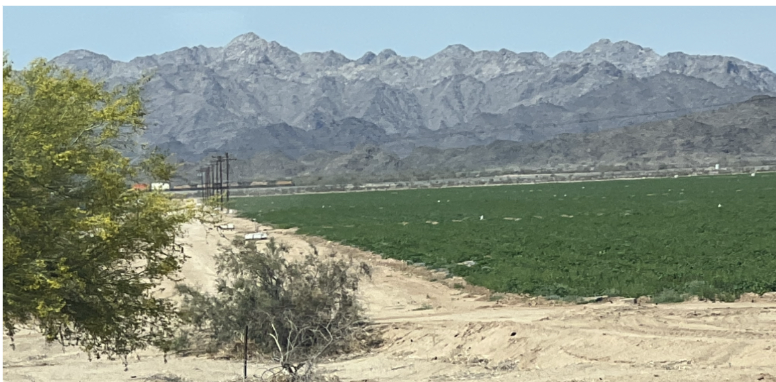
left=207, top=95, right=774, bottom=185
left=50, top=33, right=776, bottom=182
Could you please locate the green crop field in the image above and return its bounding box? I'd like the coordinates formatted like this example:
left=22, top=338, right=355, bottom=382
left=231, top=173, right=776, bottom=300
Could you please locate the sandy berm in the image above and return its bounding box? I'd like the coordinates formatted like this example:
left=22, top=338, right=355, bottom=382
left=4, top=210, right=776, bottom=382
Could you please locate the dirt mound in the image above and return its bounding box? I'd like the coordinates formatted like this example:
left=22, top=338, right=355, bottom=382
left=5, top=210, right=776, bottom=382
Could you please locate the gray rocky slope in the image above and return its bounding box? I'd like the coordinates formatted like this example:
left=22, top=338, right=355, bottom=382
left=214, top=95, right=775, bottom=184
left=51, top=33, right=776, bottom=169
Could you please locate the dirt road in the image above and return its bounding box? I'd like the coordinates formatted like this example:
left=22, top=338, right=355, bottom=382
left=4, top=212, right=776, bottom=382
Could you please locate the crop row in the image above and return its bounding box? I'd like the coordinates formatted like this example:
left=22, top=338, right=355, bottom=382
left=232, top=174, right=776, bottom=299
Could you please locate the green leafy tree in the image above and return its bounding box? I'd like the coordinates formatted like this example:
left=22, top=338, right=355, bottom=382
left=3, top=56, right=196, bottom=365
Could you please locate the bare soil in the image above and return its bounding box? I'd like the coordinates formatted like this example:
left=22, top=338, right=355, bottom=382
left=4, top=211, right=776, bottom=382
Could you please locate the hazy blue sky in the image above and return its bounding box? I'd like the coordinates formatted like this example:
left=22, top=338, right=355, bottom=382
left=4, top=7, right=776, bottom=70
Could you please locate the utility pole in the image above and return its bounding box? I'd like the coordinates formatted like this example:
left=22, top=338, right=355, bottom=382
left=211, top=163, right=216, bottom=201
left=198, top=168, right=204, bottom=201
left=226, top=153, right=230, bottom=205
left=243, top=325, right=249, bottom=380
left=211, top=155, right=226, bottom=210
left=204, top=166, right=210, bottom=200
left=208, top=164, right=214, bottom=199
left=218, top=155, right=224, bottom=208
left=224, top=153, right=237, bottom=205
left=200, top=153, right=237, bottom=209
left=201, top=167, right=210, bottom=201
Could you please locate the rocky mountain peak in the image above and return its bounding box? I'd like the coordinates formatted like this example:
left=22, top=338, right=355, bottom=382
left=356, top=51, right=377, bottom=65
left=64, top=49, right=112, bottom=60
left=378, top=48, right=397, bottom=56
left=222, top=32, right=300, bottom=68
left=300, top=50, right=351, bottom=68
left=433, top=44, right=475, bottom=59
left=51, top=49, right=119, bottom=79
left=375, top=49, right=398, bottom=63
left=497, top=48, right=517, bottom=57
left=550, top=39, right=662, bottom=78
left=554, top=39, right=652, bottom=59
left=227, top=32, right=266, bottom=47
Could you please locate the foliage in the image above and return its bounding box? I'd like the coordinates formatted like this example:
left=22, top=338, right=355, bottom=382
left=651, top=289, right=686, bottom=304
left=144, top=374, right=190, bottom=382
left=175, top=238, right=378, bottom=379
left=3, top=57, right=196, bottom=364
left=651, top=280, right=738, bottom=304
left=232, top=173, right=776, bottom=298
left=412, top=304, right=434, bottom=311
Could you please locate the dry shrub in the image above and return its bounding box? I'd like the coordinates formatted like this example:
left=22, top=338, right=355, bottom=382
left=144, top=373, right=189, bottom=382
left=175, top=238, right=381, bottom=380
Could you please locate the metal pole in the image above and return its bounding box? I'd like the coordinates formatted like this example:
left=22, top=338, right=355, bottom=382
left=243, top=325, right=248, bottom=380
left=226, top=152, right=230, bottom=205
left=218, top=155, right=224, bottom=209
left=204, top=167, right=209, bottom=199
left=201, top=167, right=208, bottom=201
left=210, top=164, right=215, bottom=199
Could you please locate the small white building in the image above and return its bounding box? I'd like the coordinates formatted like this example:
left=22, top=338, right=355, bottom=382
left=244, top=232, right=268, bottom=241
left=151, top=182, right=170, bottom=191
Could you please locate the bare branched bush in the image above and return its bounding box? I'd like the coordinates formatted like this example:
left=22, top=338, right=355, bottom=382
left=175, top=238, right=380, bottom=381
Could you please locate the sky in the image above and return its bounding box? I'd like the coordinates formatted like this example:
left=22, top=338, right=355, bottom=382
left=3, top=6, right=776, bottom=70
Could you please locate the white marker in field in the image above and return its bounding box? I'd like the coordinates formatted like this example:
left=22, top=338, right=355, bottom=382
left=480, top=215, right=484, bottom=220
left=751, top=173, right=756, bottom=177
left=718, top=204, right=722, bottom=208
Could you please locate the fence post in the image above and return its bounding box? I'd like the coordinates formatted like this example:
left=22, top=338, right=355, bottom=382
left=244, top=325, right=249, bottom=380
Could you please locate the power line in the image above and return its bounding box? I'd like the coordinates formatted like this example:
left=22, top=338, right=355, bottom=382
left=187, top=97, right=763, bottom=189
left=207, top=153, right=237, bottom=209
left=224, top=153, right=237, bottom=204
left=448, top=98, right=757, bottom=134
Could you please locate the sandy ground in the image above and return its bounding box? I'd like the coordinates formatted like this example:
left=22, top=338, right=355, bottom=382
left=4, top=210, right=776, bottom=382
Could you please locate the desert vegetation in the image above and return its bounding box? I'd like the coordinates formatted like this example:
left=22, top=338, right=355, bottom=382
left=2, top=57, right=372, bottom=380
left=2, top=57, right=204, bottom=365
left=173, top=238, right=379, bottom=381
